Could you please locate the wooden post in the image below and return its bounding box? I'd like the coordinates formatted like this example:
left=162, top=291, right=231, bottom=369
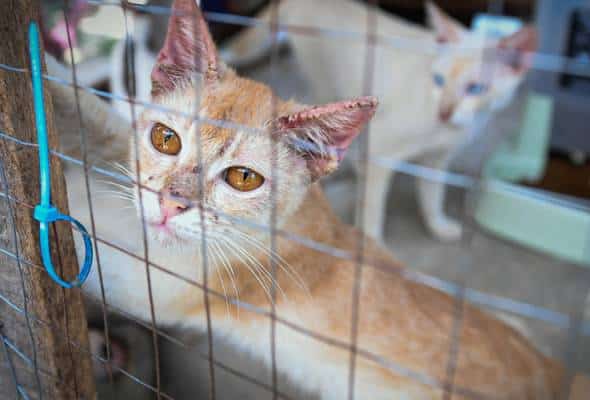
left=0, top=1, right=96, bottom=399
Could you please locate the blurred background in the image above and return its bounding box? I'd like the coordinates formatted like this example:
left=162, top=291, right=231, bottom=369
left=39, top=0, right=590, bottom=399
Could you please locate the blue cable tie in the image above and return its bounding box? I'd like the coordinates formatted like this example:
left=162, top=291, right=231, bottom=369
left=29, top=22, right=93, bottom=288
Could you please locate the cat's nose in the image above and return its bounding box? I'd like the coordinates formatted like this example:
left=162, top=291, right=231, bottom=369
left=439, top=107, right=453, bottom=122
left=160, top=191, right=191, bottom=218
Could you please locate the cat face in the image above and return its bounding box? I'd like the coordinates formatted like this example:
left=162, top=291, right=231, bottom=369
left=131, top=0, right=376, bottom=247
left=427, top=2, right=536, bottom=127
left=134, top=78, right=307, bottom=246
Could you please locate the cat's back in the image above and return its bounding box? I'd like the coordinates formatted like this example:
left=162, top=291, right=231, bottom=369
left=294, top=216, right=560, bottom=398
left=278, top=0, right=434, bottom=103
left=280, top=0, right=427, bottom=38
left=353, top=248, right=561, bottom=399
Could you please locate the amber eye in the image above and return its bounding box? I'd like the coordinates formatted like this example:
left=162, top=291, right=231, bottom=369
left=150, top=123, right=181, bottom=155
left=224, top=166, right=264, bottom=192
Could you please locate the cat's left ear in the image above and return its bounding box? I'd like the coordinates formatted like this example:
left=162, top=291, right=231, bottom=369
left=275, top=97, right=378, bottom=181
left=426, top=2, right=466, bottom=43
left=151, top=0, right=219, bottom=96
left=497, top=25, right=537, bottom=74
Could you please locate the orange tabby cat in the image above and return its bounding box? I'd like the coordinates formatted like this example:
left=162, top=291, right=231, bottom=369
left=71, top=1, right=588, bottom=398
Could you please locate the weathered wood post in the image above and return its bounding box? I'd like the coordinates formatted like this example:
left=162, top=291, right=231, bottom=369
left=0, top=1, right=96, bottom=398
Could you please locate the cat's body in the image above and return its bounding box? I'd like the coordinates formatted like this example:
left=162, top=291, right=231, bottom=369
left=68, top=161, right=578, bottom=400
left=222, top=0, right=535, bottom=241
left=67, top=158, right=566, bottom=400
left=49, top=1, right=588, bottom=398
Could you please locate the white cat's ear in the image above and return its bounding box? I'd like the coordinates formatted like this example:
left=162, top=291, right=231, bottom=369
left=426, top=2, right=466, bottom=43
left=276, top=97, right=378, bottom=181
left=498, top=25, right=537, bottom=74
left=151, top=0, right=219, bottom=96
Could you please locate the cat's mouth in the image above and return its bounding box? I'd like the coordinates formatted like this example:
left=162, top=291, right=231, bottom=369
left=150, top=220, right=174, bottom=234
left=147, top=217, right=184, bottom=243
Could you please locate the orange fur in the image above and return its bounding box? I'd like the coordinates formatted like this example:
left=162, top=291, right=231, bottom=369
left=109, top=1, right=589, bottom=398
left=200, top=185, right=569, bottom=399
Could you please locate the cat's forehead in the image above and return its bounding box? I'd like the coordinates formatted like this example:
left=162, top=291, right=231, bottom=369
left=434, top=52, right=491, bottom=81
left=202, top=75, right=279, bottom=124
left=138, top=73, right=296, bottom=169
left=150, top=74, right=294, bottom=139
left=202, top=74, right=292, bottom=127
left=434, top=35, right=500, bottom=73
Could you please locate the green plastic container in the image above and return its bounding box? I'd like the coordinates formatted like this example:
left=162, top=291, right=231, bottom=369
left=474, top=93, right=590, bottom=267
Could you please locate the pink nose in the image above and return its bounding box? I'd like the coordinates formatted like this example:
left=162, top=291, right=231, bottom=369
left=160, top=192, right=189, bottom=219
left=439, top=108, right=453, bottom=122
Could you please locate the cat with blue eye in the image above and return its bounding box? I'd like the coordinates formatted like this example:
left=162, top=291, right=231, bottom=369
left=466, top=81, right=488, bottom=95
left=221, top=1, right=537, bottom=241
left=433, top=73, right=488, bottom=96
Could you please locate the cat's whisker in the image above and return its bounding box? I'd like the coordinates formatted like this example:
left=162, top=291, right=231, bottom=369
left=94, top=187, right=134, bottom=195
left=93, top=192, right=135, bottom=204
left=208, top=244, right=230, bottom=322
left=107, top=161, right=134, bottom=178
left=220, top=236, right=272, bottom=291
left=212, top=241, right=240, bottom=320
left=98, top=180, right=134, bottom=194
left=218, top=237, right=274, bottom=306
left=230, top=229, right=311, bottom=299
left=93, top=190, right=135, bottom=201
left=221, top=235, right=289, bottom=305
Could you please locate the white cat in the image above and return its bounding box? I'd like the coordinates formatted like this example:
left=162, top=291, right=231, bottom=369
left=222, top=0, right=537, bottom=241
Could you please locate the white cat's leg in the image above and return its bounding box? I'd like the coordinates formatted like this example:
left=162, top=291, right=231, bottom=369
left=357, top=163, right=394, bottom=240
left=416, top=150, right=462, bottom=241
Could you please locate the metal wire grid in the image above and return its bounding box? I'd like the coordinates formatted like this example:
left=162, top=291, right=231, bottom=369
left=0, top=0, right=589, bottom=399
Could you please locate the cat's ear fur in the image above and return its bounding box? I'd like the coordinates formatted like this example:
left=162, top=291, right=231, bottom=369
left=151, top=0, right=219, bottom=96
left=497, top=25, right=537, bottom=74
left=276, top=97, right=378, bottom=181
left=426, top=2, right=466, bottom=43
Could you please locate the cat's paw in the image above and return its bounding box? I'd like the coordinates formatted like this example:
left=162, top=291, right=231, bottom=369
left=427, top=216, right=462, bottom=242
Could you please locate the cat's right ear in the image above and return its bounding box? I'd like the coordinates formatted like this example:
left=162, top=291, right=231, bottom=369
left=497, top=25, right=537, bottom=73
left=151, top=0, right=219, bottom=96
left=275, top=97, right=378, bottom=181
left=426, top=2, right=466, bottom=43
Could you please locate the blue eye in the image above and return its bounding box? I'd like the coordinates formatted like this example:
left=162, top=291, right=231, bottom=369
left=465, top=82, right=487, bottom=95
left=433, top=74, right=445, bottom=87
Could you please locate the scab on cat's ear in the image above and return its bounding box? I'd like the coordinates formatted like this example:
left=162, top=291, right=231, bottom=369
left=275, top=96, right=378, bottom=181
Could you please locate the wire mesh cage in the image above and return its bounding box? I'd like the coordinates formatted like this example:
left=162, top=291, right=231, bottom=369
left=1, top=0, right=590, bottom=399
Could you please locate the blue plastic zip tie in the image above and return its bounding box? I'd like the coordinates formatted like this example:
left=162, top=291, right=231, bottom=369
left=29, top=22, right=93, bottom=288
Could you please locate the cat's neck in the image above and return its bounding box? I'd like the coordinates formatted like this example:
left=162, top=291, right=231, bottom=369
left=283, top=183, right=342, bottom=247
left=189, top=181, right=398, bottom=328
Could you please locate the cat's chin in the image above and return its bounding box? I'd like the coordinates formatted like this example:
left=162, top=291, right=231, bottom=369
left=147, top=223, right=187, bottom=247
left=446, top=113, right=477, bottom=129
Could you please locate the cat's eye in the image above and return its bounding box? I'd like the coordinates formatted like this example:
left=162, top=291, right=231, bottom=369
left=150, top=123, right=181, bottom=155
left=433, top=73, right=445, bottom=87
left=224, top=166, right=264, bottom=192
left=465, top=82, right=488, bottom=95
